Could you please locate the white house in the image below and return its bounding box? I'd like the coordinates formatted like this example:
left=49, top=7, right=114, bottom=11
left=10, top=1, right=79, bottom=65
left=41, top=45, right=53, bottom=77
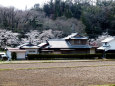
left=97, top=36, right=115, bottom=51
left=17, top=42, right=39, bottom=55
left=6, top=42, right=39, bottom=60
left=6, top=48, right=26, bottom=60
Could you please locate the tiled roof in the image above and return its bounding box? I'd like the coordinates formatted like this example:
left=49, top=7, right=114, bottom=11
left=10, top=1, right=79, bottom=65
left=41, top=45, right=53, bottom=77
left=44, top=39, right=91, bottom=49
left=9, top=50, right=26, bottom=52
left=39, top=33, right=91, bottom=49
left=17, top=42, right=39, bottom=49
left=63, top=33, right=88, bottom=40
left=7, top=48, right=26, bottom=52
left=47, top=40, right=69, bottom=48
left=101, top=37, right=114, bottom=42
left=21, top=46, right=39, bottom=49
left=38, top=42, right=47, bottom=47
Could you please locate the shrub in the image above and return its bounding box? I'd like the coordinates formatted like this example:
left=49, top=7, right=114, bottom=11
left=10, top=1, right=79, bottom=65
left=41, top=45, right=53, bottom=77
left=106, top=53, right=115, bottom=59
left=27, top=53, right=102, bottom=60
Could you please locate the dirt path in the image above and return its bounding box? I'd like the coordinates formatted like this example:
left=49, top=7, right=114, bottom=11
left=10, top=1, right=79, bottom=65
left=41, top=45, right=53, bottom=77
left=0, top=61, right=115, bottom=86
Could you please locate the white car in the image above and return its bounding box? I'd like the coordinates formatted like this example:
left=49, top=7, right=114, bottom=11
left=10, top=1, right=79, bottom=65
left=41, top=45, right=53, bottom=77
left=1, top=54, right=7, bottom=58
left=0, top=53, right=8, bottom=60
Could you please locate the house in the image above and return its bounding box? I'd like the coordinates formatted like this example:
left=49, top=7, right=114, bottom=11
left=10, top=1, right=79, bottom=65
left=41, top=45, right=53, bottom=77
left=97, top=36, right=115, bottom=52
left=17, top=42, right=39, bottom=55
left=6, top=33, right=96, bottom=60
left=38, top=33, right=95, bottom=54
left=6, top=42, right=39, bottom=60
left=6, top=48, right=26, bottom=60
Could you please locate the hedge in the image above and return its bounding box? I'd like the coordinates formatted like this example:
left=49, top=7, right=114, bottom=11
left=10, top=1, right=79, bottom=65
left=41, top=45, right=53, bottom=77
left=27, top=54, right=103, bottom=60
left=106, top=53, right=115, bottom=59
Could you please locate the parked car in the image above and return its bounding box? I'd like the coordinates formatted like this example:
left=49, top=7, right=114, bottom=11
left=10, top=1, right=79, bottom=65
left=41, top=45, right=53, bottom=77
left=0, top=52, right=8, bottom=61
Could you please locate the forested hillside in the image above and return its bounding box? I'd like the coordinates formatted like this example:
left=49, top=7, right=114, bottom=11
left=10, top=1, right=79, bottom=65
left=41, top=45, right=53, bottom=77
left=0, top=0, right=115, bottom=47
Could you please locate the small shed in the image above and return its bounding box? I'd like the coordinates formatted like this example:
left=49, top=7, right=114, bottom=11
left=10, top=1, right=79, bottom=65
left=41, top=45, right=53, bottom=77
left=6, top=48, right=26, bottom=60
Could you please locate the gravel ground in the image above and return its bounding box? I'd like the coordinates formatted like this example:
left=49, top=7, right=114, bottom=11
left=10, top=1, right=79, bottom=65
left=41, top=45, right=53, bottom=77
left=0, top=61, right=115, bottom=86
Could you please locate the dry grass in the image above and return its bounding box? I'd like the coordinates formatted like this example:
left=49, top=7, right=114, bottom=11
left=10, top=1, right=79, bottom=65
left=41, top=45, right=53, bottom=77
left=90, top=85, right=115, bottom=86
left=0, top=61, right=115, bottom=86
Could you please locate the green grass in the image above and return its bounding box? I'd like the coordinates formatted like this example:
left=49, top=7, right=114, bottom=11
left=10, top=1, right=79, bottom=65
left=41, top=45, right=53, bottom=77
left=0, top=68, right=12, bottom=71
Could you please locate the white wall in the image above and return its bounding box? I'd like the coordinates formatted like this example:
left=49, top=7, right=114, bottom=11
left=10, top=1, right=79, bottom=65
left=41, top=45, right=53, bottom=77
left=17, top=52, right=26, bottom=60
left=108, top=40, right=115, bottom=50
left=25, top=49, right=38, bottom=55
left=6, top=50, right=26, bottom=60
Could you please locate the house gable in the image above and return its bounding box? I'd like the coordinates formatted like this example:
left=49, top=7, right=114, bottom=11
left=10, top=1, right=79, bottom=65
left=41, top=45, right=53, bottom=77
left=64, top=33, right=88, bottom=46
left=98, top=37, right=115, bottom=51
left=67, top=39, right=87, bottom=45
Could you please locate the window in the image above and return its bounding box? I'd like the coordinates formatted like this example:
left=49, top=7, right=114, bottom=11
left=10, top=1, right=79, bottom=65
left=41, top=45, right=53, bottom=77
left=74, top=40, right=81, bottom=45
left=105, top=42, right=107, bottom=45
left=103, top=42, right=110, bottom=47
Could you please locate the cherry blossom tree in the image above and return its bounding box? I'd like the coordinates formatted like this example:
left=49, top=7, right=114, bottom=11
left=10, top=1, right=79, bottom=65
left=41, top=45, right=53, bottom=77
left=89, top=32, right=111, bottom=47
left=20, top=29, right=63, bottom=45
left=0, top=29, right=19, bottom=48
left=21, top=30, right=40, bottom=45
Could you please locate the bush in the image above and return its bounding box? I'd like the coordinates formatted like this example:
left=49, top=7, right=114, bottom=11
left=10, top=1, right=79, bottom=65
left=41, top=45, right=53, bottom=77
left=27, top=54, right=102, bottom=60
left=106, top=53, right=115, bottom=59
left=11, top=52, right=17, bottom=60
